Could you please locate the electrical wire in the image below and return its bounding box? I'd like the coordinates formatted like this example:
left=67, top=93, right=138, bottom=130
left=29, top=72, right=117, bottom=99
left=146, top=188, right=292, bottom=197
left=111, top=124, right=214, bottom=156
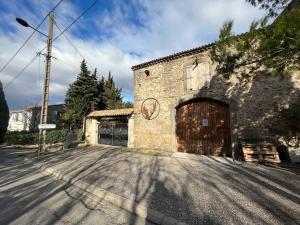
left=52, top=0, right=98, bottom=42
left=3, top=54, right=39, bottom=89
left=0, top=0, right=65, bottom=74
left=3, top=0, right=98, bottom=90
left=54, top=21, right=95, bottom=71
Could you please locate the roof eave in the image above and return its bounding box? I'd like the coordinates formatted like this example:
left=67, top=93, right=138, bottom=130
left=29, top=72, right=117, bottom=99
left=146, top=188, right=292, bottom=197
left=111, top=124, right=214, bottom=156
left=131, top=43, right=215, bottom=71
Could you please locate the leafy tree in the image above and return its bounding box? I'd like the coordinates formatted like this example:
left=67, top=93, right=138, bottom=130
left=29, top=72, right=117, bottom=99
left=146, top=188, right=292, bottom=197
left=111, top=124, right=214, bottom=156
left=103, top=71, right=124, bottom=109
left=0, top=81, right=9, bottom=143
left=211, top=0, right=300, bottom=77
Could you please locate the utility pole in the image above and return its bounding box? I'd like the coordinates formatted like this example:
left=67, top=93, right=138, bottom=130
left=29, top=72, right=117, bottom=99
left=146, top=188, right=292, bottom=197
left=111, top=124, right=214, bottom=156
left=38, top=13, right=54, bottom=156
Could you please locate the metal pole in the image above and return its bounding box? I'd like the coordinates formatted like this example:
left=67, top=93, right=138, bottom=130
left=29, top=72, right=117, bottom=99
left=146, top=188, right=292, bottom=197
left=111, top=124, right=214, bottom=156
left=38, top=13, right=54, bottom=157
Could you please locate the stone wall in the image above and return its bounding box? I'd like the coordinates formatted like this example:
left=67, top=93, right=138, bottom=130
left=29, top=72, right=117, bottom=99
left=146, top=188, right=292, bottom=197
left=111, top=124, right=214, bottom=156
left=85, top=118, right=98, bottom=146
left=132, top=49, right=300, bottom=154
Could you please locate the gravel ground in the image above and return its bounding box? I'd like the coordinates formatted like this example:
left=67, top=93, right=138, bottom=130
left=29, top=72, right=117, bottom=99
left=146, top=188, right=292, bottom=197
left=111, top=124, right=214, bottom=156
left=24, top=146, right=300, bottom=225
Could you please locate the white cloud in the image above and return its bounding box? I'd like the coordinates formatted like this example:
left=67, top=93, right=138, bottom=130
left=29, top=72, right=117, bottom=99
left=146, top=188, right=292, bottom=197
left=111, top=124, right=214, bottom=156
left=0, top=0, right=266, bottom=110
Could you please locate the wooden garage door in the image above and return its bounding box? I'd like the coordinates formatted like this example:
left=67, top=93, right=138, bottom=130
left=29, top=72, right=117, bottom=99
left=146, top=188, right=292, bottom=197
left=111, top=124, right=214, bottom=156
left=176, top=99, right=231, bottom=156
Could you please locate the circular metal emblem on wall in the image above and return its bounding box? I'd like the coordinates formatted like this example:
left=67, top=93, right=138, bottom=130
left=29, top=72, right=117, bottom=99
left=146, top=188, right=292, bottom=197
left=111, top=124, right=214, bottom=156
left=141, top=98, right=160, bottom=120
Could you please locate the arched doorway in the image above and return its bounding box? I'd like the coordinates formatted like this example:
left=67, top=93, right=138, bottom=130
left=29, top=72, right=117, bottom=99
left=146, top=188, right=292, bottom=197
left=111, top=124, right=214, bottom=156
left=176, top=98, right=231, bottom=156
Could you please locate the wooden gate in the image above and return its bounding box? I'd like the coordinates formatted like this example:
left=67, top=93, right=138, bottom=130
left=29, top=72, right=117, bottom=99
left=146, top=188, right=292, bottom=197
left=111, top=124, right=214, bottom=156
left=176, top=99, right=231, bottom=156
left=98, top=121, right=128, bottom=147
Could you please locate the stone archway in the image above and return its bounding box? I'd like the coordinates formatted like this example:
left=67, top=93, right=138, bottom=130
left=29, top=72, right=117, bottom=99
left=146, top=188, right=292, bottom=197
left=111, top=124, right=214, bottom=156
left=176, top=98, right=231, bottom=156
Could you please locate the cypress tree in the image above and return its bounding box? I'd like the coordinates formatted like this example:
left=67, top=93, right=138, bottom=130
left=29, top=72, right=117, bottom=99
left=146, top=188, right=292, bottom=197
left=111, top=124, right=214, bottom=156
left=0, top=81, right=9, bottom=143
left=104, top=71, right=123, bottom=109
left=95, top=75, right=106, bottom=110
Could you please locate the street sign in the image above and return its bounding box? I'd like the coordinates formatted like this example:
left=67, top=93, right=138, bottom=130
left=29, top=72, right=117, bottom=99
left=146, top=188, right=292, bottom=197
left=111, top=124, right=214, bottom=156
left=38, top=124, right=56, bottom=130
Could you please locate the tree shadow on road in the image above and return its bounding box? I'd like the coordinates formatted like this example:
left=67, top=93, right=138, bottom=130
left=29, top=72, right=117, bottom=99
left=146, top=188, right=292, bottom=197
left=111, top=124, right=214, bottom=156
left=1, top=147, right=300, bottom=225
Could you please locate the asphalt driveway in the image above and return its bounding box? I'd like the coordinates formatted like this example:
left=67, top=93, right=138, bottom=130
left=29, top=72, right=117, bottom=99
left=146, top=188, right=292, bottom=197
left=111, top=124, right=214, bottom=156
left=0, top=147, right=154, bottom=225
left=18, top=146, right=300, bottom=225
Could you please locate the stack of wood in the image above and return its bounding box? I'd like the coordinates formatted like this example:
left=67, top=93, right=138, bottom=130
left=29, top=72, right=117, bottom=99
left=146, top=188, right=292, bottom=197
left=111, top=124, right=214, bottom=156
left=242, top=143, right=281, bottom=163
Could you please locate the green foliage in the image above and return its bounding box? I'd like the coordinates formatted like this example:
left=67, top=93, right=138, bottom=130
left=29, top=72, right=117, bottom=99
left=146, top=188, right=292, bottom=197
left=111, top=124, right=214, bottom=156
left=77, top=130, right=85, bottom=141
left=104, top=72, right=124, bottom=109
left=4, top=129, right=69, bottom=145
left=63, top=60, right=133, bottom=128
left=122, top=101, right=134, bottom=108
left=46, top=129, right=68, bottom=144
left=64, top=60, right=98, bottom=128
left=5, top=131, right=38, bottom=145
left=0, top=81, right=9, bottom=143
left=62, top=96, right=86, bottom=128
left=246, top=0, right=291, bottom=17
left=211, top=1, right=300, bottom=77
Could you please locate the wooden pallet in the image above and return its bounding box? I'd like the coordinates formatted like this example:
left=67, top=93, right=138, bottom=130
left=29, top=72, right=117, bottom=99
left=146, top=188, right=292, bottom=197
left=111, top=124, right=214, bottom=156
left=242, top=143, right=280, bottom=163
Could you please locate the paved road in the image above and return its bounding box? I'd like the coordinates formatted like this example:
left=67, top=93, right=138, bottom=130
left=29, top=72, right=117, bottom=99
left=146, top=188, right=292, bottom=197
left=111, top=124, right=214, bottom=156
left=24, top=146, right=300, bottom=225
left=0, top=148, right=153, bottom=225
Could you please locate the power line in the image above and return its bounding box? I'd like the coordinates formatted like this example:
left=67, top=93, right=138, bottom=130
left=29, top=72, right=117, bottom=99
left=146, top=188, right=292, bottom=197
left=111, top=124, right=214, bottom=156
left=52, top=0, right=98, bottom=42
left=49, top=0, right=65, bottom=13
left=0, top=18, right=47, bottom=74
left=54, top=21, right=95, bottom=70
left=0, top=0, right=65, bottom=74
left=37, top=0, right=98, bottom=55
left=3, top=0, right=97, bottom=89
left=3, top=54, right=39, bottom=90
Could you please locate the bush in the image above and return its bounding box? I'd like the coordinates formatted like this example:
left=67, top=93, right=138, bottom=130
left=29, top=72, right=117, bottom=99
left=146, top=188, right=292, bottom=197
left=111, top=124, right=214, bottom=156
left=5, top=131, right=38, bottom=145
left=4, top=129, right=69, bottom=145
left=77, top=130, right=85, bottom=141
left=46, top=129, right=68, bottom=144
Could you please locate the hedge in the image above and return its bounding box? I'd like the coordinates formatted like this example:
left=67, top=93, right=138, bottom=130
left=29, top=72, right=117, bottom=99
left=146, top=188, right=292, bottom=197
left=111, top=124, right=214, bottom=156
left=4, top=129, right=75, bottom=145
left=5, top=131, right=38, bottom=145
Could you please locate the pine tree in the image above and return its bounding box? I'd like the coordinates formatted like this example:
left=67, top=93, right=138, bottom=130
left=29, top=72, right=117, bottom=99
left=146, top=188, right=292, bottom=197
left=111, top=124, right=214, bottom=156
left=211, top=0, right=300, bottom=76
left=0, top=81, right=9, bottom=143
left=64, top=60, right=97, bottom=128
left=103, top=71, right=124, bottom=109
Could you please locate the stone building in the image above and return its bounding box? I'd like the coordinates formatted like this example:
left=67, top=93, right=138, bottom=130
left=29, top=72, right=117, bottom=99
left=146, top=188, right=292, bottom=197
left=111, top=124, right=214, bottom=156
left=131, top=45, right=300, bottom=158
left=8, top=104, right=64, bottom=132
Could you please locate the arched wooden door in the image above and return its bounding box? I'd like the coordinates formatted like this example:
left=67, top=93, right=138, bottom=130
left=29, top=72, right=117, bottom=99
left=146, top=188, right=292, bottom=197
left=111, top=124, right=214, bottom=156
left=176, top=99, right=231, bottom=156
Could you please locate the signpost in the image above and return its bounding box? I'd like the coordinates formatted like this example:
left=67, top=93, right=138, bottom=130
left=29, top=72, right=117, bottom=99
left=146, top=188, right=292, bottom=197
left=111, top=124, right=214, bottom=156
left=38, top=124, right=56, bottom=130
left=38, top=123, right=56, bottom=158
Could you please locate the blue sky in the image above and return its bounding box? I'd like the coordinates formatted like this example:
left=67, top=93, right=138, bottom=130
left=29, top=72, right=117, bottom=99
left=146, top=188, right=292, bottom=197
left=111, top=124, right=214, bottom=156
left=0, top=0, right=266, bottom=110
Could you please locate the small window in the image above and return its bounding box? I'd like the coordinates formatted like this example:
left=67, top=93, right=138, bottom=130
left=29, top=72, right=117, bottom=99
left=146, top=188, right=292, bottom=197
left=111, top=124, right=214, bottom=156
left=144, top=70, right=150, bottom=76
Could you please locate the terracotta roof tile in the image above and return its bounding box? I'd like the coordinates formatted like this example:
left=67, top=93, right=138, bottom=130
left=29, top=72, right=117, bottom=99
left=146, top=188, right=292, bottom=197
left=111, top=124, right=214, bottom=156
left=131, top=43, right=215, bottom=70
left=131, top=31, right=253, bottom=71
left=87, top=108, right=134, bottom=118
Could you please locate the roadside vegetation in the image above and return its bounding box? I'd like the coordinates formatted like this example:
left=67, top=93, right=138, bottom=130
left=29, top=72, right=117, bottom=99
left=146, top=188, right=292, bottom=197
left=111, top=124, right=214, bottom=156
left=0, top=81, right=9, bottom=144
left=212, top=0, right=299, bottom=77
left=63, top=60, right=133, bottom=129
left=4, top=129, right=84, bottom=146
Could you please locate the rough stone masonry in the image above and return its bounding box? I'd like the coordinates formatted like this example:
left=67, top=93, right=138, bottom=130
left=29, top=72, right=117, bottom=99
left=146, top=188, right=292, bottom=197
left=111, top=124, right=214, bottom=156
left=131, top=45, right=300, bottom=157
